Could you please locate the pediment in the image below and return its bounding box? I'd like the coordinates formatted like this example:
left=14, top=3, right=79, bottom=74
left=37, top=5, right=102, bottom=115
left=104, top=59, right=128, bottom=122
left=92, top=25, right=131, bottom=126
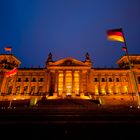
left=48, top=57, right=88, bottom=67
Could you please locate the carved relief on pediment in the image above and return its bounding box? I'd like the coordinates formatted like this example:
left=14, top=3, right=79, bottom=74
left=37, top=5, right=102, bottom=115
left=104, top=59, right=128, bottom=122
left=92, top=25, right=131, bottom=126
left=48, top=57, right=90, bottom=67
left=64, top=60, right=73, bottom=66
left=59, top=60, right=83, bottom=66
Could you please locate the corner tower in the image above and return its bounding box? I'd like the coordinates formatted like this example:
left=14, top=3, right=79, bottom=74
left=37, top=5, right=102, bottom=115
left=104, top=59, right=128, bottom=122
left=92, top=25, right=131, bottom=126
left=0, top=54, right=21, bottom=95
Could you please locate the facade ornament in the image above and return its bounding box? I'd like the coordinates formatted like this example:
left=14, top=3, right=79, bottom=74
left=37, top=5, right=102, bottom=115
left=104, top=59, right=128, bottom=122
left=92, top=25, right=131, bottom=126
left=46, top=52, right=53, bottom=63
left=85, top=52, right=91, bottom=61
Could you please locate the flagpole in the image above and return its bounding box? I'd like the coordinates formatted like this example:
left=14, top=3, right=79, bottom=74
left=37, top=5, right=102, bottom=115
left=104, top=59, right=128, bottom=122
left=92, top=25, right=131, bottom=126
left=121, top=28, right=140, bottom=108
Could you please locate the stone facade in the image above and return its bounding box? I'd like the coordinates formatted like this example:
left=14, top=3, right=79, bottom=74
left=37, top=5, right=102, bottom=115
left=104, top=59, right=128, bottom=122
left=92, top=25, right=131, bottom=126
left=0, top=53, right=140, bottom=105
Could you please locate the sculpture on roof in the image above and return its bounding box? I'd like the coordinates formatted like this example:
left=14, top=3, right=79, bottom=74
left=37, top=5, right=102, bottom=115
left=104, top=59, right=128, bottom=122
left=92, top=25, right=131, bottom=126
left=85, top=52, right=91, bottom=61
left=46, top=52, right=53, bottom=63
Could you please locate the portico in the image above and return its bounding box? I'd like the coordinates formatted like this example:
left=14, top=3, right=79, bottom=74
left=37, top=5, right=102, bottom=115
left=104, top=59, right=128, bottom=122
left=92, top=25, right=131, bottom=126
left=46, top=54, right=92, bottom=98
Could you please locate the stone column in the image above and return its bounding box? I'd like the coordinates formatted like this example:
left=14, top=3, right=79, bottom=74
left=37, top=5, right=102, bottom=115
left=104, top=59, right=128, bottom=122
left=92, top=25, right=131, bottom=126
left=119, top=74, right=122, bottom=94
left=36, top=75, right=39, bottom=95
left=107, top=76, right=109, bottom=95
left=98, top=74, right=101, bottom=95
left=72, top=70, right=75, bottom=97
left=87, top=70, right=90, bottom=96
left=1, top=76, right=8, bottom=95
left=80, top=70, right=84, bottom=96
left=113, top=74, right=115, bottom=94
left=12, top=75, right=17, bottom=95
left=105, top=74, right=108, bottom=95
left=21, top=75, right=24, bottom=95
left=63, top=70, right=66, bottom=97
left=85, top=71, right=88, bottom=96
left=54, top=70, right=58, bottom=97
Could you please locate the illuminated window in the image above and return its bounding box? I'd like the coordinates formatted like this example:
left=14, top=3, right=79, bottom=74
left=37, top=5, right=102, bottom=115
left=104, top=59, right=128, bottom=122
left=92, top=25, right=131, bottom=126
left=24, top=86, right=28, bottom=94
left=38, top=86, right=43, bottom=95
left=123, top=86, right=128, bottom=93
left=115, top=86, right=120, bottom=94
left=101, top=86, right=106, bottom=94
left=108, top=86, right=113, bottom=94
left=16, top=86, right=20, bottom=94
left=122, top=77, right=127, bottom=82
left=31, top=86, right=35, bottom=95
left=95, top=86, right=98, bottom=95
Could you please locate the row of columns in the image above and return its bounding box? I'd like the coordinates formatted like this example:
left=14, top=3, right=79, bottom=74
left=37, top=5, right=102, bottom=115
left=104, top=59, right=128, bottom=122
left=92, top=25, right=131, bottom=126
left=53, top=70, right=88, bottom=97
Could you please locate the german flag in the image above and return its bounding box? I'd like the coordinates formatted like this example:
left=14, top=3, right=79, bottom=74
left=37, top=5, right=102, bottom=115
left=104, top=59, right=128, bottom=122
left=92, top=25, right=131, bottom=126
left=5, top=68, right=18, bottom=77
left=107, top=28, right=124, bottom=42
left=4, top=47, right=12, bottom=51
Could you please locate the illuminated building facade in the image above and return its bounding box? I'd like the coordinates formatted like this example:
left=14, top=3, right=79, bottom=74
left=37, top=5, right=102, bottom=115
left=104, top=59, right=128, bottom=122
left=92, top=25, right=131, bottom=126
left=0, top=52, right=140, bottom=105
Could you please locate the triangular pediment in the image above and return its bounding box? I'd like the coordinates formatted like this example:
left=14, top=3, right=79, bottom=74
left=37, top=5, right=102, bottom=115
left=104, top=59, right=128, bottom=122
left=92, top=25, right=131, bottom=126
left=48, top=57, right=89, bottom=67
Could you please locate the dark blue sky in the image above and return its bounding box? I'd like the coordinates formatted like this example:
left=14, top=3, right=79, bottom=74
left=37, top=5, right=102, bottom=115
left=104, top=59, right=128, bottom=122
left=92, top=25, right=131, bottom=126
left=1, top=0, right=140, bottom=68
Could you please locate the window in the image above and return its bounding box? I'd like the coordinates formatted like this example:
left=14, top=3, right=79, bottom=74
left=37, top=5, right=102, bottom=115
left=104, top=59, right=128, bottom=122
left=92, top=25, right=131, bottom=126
left=116, top=78, right=120, bottom=82
left=32, top=77, right=36, bottom=82
left=65, top=71, right=72, bottom=96
left=17, top=78, right=21, bottom=82
left=38, top=78, right=43, bottom=82
left=38, top=86, right=43, bottom=93
left=16, top=86, right=20, bottom=94
left=122, top=77, right=127, bottom=82
left=109, top=78, right=113, bottom=82
left=24, top=86, right=28, bottom=94
left=7, top=86, right=12, bottom=95
left=94, top=78, right=98, bottom=82
left=24, top=78, right=29, bottom=82
left=102, top=78, right=105, bottom=82
left=138, top=76, right=140, bottom=84
left=31, top=86, right=35, bottom=95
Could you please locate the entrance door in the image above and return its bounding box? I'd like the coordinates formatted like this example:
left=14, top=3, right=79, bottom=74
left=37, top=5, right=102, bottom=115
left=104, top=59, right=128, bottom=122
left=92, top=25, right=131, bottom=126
left=66, top=71, right=72, bottom=96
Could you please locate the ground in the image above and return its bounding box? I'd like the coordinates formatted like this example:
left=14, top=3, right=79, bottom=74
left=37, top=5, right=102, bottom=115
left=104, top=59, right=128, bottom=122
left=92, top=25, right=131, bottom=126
left=0, top=99, right=140, bottom=139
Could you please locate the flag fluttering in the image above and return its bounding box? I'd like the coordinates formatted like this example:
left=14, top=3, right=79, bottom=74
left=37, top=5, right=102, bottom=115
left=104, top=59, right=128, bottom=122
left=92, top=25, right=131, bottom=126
left=5, top=68, right=18, bottom=77
left=4, top=47, right=12, bottom=51
left=107, top=28, right=140, bottom=107
left=107, top=28, right=124, bottom=42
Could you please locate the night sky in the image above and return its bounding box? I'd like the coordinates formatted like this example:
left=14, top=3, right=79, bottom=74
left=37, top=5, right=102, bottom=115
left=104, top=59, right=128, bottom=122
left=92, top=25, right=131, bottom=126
left=1, top=0, right=140, bottom=68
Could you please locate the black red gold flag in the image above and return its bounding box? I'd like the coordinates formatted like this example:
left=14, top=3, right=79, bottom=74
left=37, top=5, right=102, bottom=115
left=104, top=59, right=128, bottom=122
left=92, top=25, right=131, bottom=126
left=107, top=28, right=124, bottom=42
